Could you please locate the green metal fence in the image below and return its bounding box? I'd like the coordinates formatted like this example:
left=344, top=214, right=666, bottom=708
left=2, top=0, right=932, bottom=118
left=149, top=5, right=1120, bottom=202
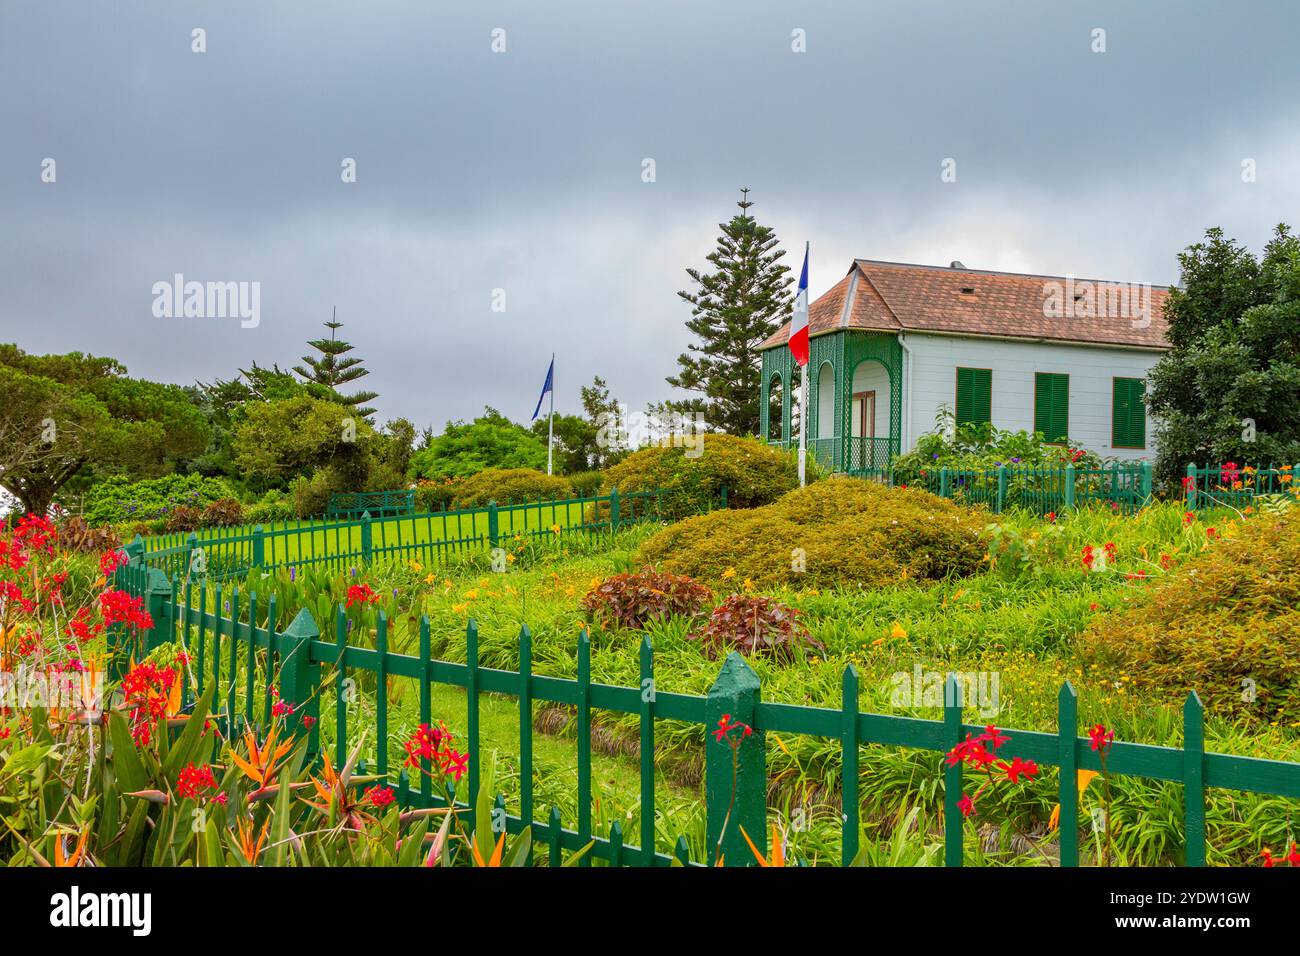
left=112, top=545, right=1300, bottom=868
left=137, top=487, right=678, bottom=583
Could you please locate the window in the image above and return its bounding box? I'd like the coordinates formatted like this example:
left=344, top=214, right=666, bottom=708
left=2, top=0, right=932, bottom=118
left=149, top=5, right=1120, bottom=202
left=1112, top=377, right=1146, bottom=448
left=1034, top=372, right=1069, bottom=442
left=955, top=367, right=992, bottom=426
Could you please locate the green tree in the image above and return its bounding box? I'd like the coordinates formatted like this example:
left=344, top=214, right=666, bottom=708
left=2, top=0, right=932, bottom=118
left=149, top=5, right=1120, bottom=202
left=409, top=408, right=547, bottom=479
left=530, top=413, right=596, bottom=474
left=190, top=362, right=303, bottom=478
left=580, top=375, right=625, bottom=467
left=668, top=188, right=794, bottom=435
left=231, top=394, right=377, bottom=495
left=293, top=314, right=379, bottom=418
left=0, top=346, right=209, bottom=516
left=370, top=417, right=417, bottom=489
left=1147, top=224, right=1300, bottom=486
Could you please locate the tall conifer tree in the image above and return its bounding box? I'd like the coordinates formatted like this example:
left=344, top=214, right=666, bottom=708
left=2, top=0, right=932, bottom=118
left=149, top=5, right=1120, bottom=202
left=668, top=188, right=794, bottom=435
left=293, top=311, right=379, bottom=419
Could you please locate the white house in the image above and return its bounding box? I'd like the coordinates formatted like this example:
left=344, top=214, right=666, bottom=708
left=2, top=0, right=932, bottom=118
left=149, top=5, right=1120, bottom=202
left=760, top=258, right=1171, bottom=471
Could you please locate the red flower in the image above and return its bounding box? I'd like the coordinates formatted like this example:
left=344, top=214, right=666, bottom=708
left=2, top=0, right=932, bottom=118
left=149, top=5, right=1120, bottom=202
left=272, top=700, right=294, bottom=718
left=345, top=583, right=380, bottom=608
left=712, top=713, right=752, bottom=743
left=977, top=725, right=1009, bottom=750
left=999, top=757, right=1039, bottom=783
left=957, top=795, right=976, bottom=817
left=302, top=715, right=318, bottom=730
left=1183, top=511, right=1195, bottom=526
left=366, top=785, right=396, bottom=808
left=1088, top=723, right=1115, bottom=754
left=1081, top=546, right=1096, bottom=571
left=1182, top=475, right=1196, bottom=491
left=176, top=762, right=218, bottom=800
left=1103, top=542, right=1118, bottom=563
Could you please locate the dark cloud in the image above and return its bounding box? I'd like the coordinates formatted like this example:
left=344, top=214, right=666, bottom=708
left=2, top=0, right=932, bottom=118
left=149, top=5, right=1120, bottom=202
left=1, top=0, right=1296, bottom=428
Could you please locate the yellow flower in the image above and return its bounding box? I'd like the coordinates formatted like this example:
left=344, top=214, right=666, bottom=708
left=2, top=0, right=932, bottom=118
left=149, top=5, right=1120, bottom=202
left=506, top=553, right=516, bottom=563
left=722, top=567, right=737, bottom=579
left=464, top=588, right=479, bottom=600
left=451, top=602, right=469, bottom=614
left=409, top=560, right=424, bottom=573
left=742, top=578, right=754, bottom=591
left=889, top=621, right=908, bottom=640
left=425, top=573, right=437, bottom=585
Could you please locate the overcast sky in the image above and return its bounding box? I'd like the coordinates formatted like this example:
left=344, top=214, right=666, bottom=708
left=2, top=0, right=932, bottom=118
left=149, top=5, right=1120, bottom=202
left=2, top=1, right=1297, bottom=431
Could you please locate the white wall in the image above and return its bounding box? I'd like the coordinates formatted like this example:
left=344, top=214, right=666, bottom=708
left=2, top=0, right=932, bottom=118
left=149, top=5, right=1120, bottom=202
left=905, top=334, right=1163, bottom=461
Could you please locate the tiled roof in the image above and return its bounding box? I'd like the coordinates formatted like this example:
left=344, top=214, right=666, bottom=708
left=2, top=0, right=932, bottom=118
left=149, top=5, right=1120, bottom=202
left=761, top=259, right=1171, bottom=350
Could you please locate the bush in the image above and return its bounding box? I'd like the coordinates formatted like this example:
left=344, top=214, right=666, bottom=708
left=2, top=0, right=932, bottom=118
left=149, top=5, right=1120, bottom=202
left=164, top=505, right=203, bottom=533
left=1076, top=508, right=1300, bottom=725
left=636, top=476, right=987, bottom=591
left=84, top=473, right=236, bottom=525
left=246, top=491, right=295, bottom=525
left=690, top=595, right=823, bottom=663
left=450, top=468, right=572, bottom=509
left=582, top=570, right=714, bottom=631
left=201, top=498, right=245, bottom=528
left=567, top=470, right=604, bottom=498
left=891, top=408, right=1104, bottom=486
left=55, top=516, right=122, bottom=554
left=415, top=477, right=461, bottom=513
left=289, top=471, right=338, bottom=519
left=602, top=434, right=798, bottom=521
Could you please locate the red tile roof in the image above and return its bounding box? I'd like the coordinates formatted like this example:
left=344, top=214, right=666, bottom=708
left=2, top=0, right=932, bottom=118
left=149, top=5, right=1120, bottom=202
left=761, top=259, right=1171, bottom=350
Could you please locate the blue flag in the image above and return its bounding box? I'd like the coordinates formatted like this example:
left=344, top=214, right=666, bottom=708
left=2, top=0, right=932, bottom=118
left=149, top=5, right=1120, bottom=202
left=531, top=357, right=554, bottom=421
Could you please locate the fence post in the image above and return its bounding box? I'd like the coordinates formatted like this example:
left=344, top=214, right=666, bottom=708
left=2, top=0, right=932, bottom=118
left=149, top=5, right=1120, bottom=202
left=719, top=484, right=728, bottom=509
left=943, top=673, right=964, bottom=867
left=142, top=567, right=174, bottom=656
left=705, top=652, right=765, bottom=867
left=252, top=524, right=265, bottom=569
left=486, top=500, right=499, bottom=549
left=280, top=607, right=322, bottom=756
left=609, top=487, right=621, bottom=532
left=939, top=467, right=951, bottom=499
left=1063, top=464, right=1076, bottom=512
left=995, top=465, right=1007, bottom=514
left=1185, top=463, right=1198, bottom=510
left=1139, top=461, right=1153, bottom=508
left=1183, top=691, right=1205, bottom=866
left=360, top=510, right=373, bottom=564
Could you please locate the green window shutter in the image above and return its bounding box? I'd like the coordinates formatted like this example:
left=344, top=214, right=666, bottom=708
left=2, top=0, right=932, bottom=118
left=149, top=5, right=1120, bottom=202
left=1034, top=373, right=1069, bottom=442
left=1112, top=377, right=1146, bottom=447
left=955, top=368, right=992, bottom=426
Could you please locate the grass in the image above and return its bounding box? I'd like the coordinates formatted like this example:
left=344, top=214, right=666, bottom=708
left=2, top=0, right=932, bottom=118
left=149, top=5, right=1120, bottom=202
left=171, top=498, right=1300, bottom=866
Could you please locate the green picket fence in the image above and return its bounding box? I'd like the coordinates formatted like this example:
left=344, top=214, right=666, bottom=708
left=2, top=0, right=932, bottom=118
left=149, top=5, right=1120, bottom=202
left=113, top=548, right=1300, bottom=868
left=1183, top=463, right=1299, bottom=512
left=137, top=487, right=682, bottom=582
left=847, top=462, right=1155, bottom=516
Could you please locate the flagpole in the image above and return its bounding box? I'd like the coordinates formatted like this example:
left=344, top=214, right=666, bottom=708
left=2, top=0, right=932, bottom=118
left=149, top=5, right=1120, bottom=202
left=798, top=370, right=808, bottom=487
left=546, top=352, right=555, bottom=476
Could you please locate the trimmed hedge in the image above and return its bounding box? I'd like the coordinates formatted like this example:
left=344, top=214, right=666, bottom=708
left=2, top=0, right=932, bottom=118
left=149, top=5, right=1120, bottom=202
left=636, top=476, right=987, bottom=591
left=1077, top=508, right=1300, bottom=725
left=85, top=473, right=236, bottom=526
left=602, top=434, right=798, bottom=521
left=450, top=468, right=572, bottom=509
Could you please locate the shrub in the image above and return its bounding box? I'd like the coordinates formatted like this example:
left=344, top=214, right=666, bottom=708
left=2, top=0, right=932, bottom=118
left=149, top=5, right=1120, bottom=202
left=246, top=491, right=295, bottom=525
left=288, top=468, right=348, bottom=518
left=415, top=477, right=461, bottom=513
left=636, top=476, right=987, bottom=591
left=164, top=505, right=203, bottom=533
left=582, top=570, right=714, bottom=631
left=567, top=470, right=604, bottom=498
left=1076, top=508, right=1300, bottom=725
left=602, top=434, right=798, bottom=521
left=201, top=497, right=245, bottom=528
left=891, top=408, right=1103, bottom=486
left=450, top=468, right=572, bottom=509
left=55, top=516, right=122, bottom=554
left=639, top=476, right=986, bottom=591
left=690, top=595, right=823, bottom=663
left=84, top=473, right=236, bottom=525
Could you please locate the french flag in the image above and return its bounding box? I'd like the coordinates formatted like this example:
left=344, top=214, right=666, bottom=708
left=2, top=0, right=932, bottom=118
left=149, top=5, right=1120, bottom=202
left=788, top=243, right=810, bottom=367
